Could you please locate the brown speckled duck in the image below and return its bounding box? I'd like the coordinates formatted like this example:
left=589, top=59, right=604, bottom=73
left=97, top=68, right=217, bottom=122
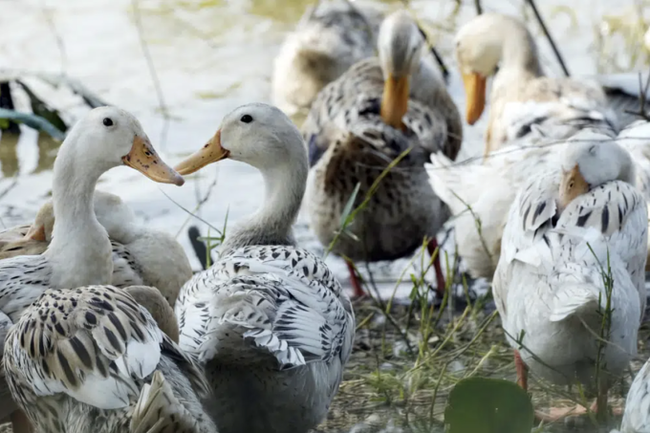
left=301, top=9, right=462, bottom=297
left=4, top=285, right=215, bottom=433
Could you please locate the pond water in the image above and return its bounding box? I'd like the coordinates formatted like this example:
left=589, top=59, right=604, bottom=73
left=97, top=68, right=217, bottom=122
left=0, top=0, right=648, bottom=298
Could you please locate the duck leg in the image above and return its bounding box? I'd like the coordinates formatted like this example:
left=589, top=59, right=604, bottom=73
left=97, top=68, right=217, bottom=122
left=345, top=259, right=365, bottom=298
left=426, top=238, right=446, bottom=297
left=513, top=351, right=586, bottom=423
left=534, top=384, right=620, bottom=422
left=514, top=350, right=528, bottom=391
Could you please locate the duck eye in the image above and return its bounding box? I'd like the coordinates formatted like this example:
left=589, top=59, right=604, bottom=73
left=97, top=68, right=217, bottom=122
left=568, top=181, right=574, bottom=189
left=240, top=114, right=253, bottom=123
left=103, top=118, right=114, bottom=127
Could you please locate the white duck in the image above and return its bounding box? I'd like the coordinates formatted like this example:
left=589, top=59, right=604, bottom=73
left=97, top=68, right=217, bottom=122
left=0, top=190, right=192, bottom=306
left=493, top=130, right=646, bottom=419
left=427, top=129, right=573, bottom=279
left=173, top=103, right=355, bottom=433
left=271, top=0, right=383, bottom=115
left=427, top=117, right=650, bottom=279
left=455, top=13, right=617, bottom=156
left=4, top=284, right=216, bottom=433
left=0, top=106, right=184, bottom=428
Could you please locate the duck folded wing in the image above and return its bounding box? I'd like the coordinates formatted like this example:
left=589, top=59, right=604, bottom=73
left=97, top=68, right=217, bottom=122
left=4, top=286, right=163, bottom=413
left=499, top=170, right=560, bottom=271
left=501, top=96, right=618, bottom=143
left=130, top=369, right=204, bottom=433
left=0, top=255, right=52, bottom=319
left=180, top=246, right=354, bottom=371
left=553, top=181, right=648, bottom=310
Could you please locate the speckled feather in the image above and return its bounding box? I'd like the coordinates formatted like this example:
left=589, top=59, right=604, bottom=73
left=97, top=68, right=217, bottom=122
left=176, top=244, right=354, bottom=433
left=303, top=58, right=461, bottom=162
left=302, top=57, right=461, bottom=261
left=491, top=79, right=619, bottom=147
left=4, top=285, right=214, bottom=433
left=493, top=171, right=646, bottom=386
left=177, top=245, right=352, bottom=366
left=0, top=255, right=53, bottom=320
left=110, top=241, right=146, bottom=286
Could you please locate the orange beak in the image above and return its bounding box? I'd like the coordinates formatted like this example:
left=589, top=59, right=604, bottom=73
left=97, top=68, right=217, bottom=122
left=174, top=130, right=230, bottom=175
left=122, top=136, right=185, bottom=186
left=380, top=73, right=409, bottom=131
left=559, top=164, right=590, bottom=208
left=462, top=72, right=487, bottom=125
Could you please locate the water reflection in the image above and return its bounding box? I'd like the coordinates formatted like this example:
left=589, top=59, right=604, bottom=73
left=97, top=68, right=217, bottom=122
left=249, top=0, right=322, bottom=22
left=32, top=133, right=60, bottom=174
left=0, top=133, right=19, bottom=178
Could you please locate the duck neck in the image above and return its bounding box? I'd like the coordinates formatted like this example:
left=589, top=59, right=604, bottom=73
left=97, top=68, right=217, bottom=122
left=497, top=20, right=543, bottom=79
left=223, top=157, right=308, bottom=253
left=45, top=143, right=114, bottom=287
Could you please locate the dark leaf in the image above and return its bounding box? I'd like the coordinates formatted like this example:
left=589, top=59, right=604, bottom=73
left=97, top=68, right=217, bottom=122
left=444, top=377, right=534, bottom=433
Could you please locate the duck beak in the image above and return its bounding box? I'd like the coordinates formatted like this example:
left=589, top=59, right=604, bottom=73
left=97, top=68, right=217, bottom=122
left=381, top=73, right=409, bottom=131
left=123, top=136, right=185, bottom=186
left=174, top=130, right=230, bottom=176
left=24, top=224, right=46, bottom=241
left=462, top=72, right=486, bottom=125
left=559, top=164, right=590, bottom=208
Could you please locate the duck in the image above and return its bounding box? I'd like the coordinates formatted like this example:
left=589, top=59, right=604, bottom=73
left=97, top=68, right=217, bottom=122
left=271, top=0, right=383, bottom=116
left=425, top=131, right=561, bottom=279
left=0, top=106, right=184, bottom=429
left=3, top=284, right=216, bottom=433
left=301, top=9, right=462, bottom=297
left=173, top=103, right=355, bottom=433
left=426, top=128, right=576, bottom=280
left=428, top=117, right=650, bottom=279
left=493, top=130, right=646, bottom=419
left=0, top=190, right=193, bottom=306
left=455, top=13, right=618, bottom=157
